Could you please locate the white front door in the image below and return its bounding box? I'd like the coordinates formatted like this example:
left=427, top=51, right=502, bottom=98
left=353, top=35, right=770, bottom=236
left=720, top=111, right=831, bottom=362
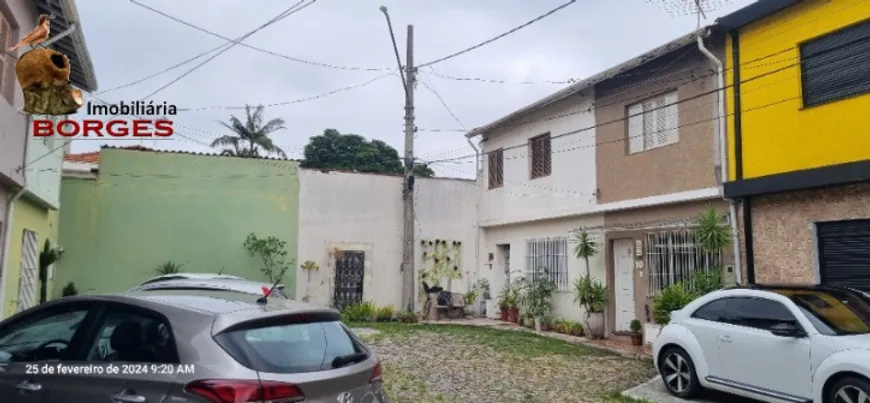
left=614, top=239, right=635, bottom=332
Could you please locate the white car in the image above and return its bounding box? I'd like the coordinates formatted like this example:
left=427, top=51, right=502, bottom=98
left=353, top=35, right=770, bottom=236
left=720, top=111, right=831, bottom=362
left=653, top=285, right=870, bottom=403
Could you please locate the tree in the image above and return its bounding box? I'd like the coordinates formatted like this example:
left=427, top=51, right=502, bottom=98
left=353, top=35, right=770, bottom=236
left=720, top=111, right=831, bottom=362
left=301, top=129, right=434, bottom=177
left=211, top=104, right=287, bottom=158
left=243, top=233, right=292, bottom=283
left=571, top=230, right=598, bottom=277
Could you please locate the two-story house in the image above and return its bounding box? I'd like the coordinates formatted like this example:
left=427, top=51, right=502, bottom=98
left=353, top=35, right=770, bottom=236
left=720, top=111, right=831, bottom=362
left=720, top=0, right=870, bottom=289
left=0, top=0, right=97, bottom=317
left=467, top=29, right=738, bottom=333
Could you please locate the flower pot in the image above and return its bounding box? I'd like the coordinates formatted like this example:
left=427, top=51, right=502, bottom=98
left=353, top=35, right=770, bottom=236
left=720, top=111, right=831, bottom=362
left=509, top=307, right=520, bottom=323
left=630, top=332, right=643, bottom=346
left=585, top=312, right=605, bottom=339
left=499, top=308, right=509, bottom=321
left=643, top=323, right=663, bottom=345
left=534, top=318, right=542, bottom=332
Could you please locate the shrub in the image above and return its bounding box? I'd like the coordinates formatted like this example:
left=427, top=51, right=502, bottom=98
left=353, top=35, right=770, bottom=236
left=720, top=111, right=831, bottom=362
left=653, top=283, right=698, bottom=325
left=551, top=319, right=584, bottom=336
left=61, top=282, right=78, bottom=297
left=375, top=305, right=394, bottom=322
left=395, top=310, right=418, bottom=323
left=630, top=319, right=642, bottom=333
left=341, top=301, right=376, bottom=322
left=690, top=269, right=724, bottom=295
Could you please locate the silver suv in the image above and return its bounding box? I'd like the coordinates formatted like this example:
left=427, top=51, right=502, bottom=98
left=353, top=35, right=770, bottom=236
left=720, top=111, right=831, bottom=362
left=0, top=291, right=388, bottom=402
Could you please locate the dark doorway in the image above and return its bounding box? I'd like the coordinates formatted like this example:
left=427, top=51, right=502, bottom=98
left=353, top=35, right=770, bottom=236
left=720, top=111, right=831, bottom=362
left=333, top=250, right=365, bottom=311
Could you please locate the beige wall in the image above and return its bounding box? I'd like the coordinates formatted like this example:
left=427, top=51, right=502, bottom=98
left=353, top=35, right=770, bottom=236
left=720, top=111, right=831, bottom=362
left=748, top=183, right=870, bottom=285
left=594, top=46, right=722, bottom=203
left=603, top=199, right=733, bottom=332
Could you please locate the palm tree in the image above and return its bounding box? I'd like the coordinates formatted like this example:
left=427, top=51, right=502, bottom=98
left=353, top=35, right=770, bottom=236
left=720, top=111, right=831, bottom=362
left=211, top=104, right=287, bottom=158
left=571, top=230, right=598, bottom=277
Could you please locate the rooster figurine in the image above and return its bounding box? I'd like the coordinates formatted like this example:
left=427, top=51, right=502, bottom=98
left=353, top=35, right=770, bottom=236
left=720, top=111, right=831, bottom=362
left=8, top=14, right=54, bottom=52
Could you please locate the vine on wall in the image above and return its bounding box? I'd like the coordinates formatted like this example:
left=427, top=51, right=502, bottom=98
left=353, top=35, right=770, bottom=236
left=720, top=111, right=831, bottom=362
left=418, top=239, right=463, bottom=306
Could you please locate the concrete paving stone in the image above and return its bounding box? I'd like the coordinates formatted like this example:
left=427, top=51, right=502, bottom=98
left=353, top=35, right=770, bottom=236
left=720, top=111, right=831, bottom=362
left=623, top=376, right=762, bottom=403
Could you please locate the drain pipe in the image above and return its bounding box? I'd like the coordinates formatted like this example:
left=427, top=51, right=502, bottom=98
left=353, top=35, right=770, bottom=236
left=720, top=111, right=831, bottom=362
left=0, top=187, right=27, bottom=319
left=466, top=137, right=482, bottom=289
left=697, top=29, right=743, bottom=285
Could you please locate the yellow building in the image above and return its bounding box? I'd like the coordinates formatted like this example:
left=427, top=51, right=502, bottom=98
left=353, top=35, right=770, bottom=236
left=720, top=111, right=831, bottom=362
left=720, top=0, right=870, bottom=288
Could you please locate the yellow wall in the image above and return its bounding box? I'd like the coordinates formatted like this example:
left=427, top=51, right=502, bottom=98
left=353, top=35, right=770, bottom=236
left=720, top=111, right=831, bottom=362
left=726, top=0, right=870, bottom=181
left=2, top=197, right=52, bottom=318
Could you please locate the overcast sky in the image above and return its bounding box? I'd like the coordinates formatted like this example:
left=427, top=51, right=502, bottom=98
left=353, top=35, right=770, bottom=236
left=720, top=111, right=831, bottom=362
left=70, top=0, right=755, bottom=178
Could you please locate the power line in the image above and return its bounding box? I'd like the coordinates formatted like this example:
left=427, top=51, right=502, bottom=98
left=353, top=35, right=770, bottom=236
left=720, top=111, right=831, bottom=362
left=417, top=0, right=578, bottom=68
left=419, top=69, right=466, bottom=130
left=175, top=72, right=396, bottom=112
left=130, top=0, right=390, bottom=73
left=139, top=0, right=315, bottom=101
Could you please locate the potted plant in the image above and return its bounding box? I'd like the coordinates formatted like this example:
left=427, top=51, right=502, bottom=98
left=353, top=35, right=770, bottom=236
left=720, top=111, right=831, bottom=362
left=522, top=269, right=557, bottom=332
left=649, top=282, right=698, bottom=344
left=506, top=281, right=522, bottom=323
left=629, top=319, right=643, bottom=345
left=573, top=274, right=607, bottom=339
left=497, top=285, right=510, bottom=321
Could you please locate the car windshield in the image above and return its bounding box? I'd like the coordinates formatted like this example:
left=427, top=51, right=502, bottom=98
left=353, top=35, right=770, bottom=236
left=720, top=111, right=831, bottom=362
left=774, top=289, right=870, bottom=336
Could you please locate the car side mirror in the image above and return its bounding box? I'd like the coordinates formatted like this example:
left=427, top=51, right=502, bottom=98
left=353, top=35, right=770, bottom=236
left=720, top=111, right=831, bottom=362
left=770, top=322, right=805, bottom=338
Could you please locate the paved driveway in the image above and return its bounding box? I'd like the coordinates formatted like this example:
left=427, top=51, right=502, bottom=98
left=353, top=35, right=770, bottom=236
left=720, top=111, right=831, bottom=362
left=352, top=323, right=657, bottom=403
left=623, top=376, right=762, bottom=403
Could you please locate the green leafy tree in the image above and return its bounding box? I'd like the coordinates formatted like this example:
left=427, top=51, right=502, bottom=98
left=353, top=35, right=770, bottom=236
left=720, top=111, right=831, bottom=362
left=571, top=230, right=598, bottom=277
left=39, top=240, right=61, bottom=303
left=212, top=104, right=287, bottom=158
left=301, top=129, right=434, bottom=177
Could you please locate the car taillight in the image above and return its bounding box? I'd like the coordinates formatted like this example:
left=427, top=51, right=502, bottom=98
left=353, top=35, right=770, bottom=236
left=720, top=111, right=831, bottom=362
left=185, top=379, right=304, bottom=403
left=370, top=361, right=383, bottom=383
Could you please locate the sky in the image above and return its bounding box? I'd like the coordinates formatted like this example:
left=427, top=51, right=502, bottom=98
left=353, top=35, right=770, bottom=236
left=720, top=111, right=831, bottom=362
left=70, top=0, right=756, bottom=179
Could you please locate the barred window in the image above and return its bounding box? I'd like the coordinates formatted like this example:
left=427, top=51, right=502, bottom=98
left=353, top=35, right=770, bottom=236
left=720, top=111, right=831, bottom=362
left=529, top=133, right=551, bottom=179
left=647, top=230, right=721, bottom=294
left=488, top=149, right=503, bottom=189
left=525, top=237, right=569, bottom=292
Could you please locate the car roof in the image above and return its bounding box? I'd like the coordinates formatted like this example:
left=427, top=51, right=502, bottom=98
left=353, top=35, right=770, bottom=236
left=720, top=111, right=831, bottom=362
left=30, top=293, right=336, bottom=335
left=128, top=278, right=286, bottom=295
left=727, top=283, right=866, bottom=294
left=139, top=273, right=247, bottom=285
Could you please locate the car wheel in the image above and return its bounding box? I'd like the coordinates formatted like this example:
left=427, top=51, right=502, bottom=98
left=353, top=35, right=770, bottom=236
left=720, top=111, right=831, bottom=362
left=828, top=376, right=870, bottom=403
left=659, top=347, right=702, bottom=399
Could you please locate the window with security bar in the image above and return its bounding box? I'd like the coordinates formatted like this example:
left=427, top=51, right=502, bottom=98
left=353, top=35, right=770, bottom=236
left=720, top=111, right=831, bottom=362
left=488, top=148, right=504, bottom=189
left=646, top=230, right=721, bottom=295
left=525, top=237, right=569, bottom=292
left=627, top=91, right=679, bottom=154
left=529, top=133, right=551, bottom=179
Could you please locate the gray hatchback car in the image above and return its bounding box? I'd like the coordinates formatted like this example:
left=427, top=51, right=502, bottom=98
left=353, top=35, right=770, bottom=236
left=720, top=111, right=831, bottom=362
left=0, top=291, right=389, bottom=403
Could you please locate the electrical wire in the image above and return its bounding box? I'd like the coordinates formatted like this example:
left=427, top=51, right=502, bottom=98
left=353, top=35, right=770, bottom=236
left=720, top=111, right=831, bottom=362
left=418, top=70, right=466, bottom=130
left=130, top=0, right=390, bottom=73
left=138, top=0, right=315, bottom=102
left=417, top=0, right=578, bottom=68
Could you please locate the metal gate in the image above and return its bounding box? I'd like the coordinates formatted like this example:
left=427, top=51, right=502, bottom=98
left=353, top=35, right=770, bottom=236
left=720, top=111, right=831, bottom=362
left=817, top=219, right=870, bottom=290
left=17, top=230, right=39, bottom=312
left=333, top=251, right=364, bottom=311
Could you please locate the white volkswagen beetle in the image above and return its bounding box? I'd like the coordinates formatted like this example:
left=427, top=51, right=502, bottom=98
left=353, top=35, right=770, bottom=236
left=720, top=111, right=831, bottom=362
left=653, top=284, right=870, bottom=403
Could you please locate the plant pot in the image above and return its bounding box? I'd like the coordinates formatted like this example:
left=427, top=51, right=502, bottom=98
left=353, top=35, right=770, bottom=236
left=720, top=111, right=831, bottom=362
left=630, top=332, right=643, bottom=346
left=585, top=312, right=605, bottom=339
left=534, top=318, right=542, bottom=332
left=643, top=323, right=663, bottom=345
left=509, top=307, right=519, bottom=323
left=499, top=308, right=509, bottom=321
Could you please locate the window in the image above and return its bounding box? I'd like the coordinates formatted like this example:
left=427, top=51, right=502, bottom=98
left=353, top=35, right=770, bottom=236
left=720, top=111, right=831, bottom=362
left=777, top=289, right=870, bottom=336
left=529, top=133, right=551, bottom=179
left=525, top=237, right=569, bottom=291
left=647, top=230, right=721, bottom=294
left=0, top=12, right=13, bottom=102
left=86, top=308, right=178, bottom=363
left=627, top=91, right=678, bottom=154
left=800, top=19, right=870, bottom=107
left=215, top=320, right=364, bottom=374
left=488, top=148, right=503, bottom=189
left=726, top=297, right=797, bottom=331
left=691, top=298, right=729, bottom=322
left=0, top=307, right=89, bottom=363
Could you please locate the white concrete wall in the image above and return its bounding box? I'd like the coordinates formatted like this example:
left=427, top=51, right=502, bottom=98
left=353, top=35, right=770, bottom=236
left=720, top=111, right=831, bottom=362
left=24, top=120, right=67, bottom=209
left=478, top=89, right=597, bottom=226
left=477, top=215, right=606, bottom=324
left=297, top=169, right=477, bottom=311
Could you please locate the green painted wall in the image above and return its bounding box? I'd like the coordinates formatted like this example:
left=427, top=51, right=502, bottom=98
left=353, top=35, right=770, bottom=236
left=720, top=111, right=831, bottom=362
left=55, top=149, right=299, bottom=297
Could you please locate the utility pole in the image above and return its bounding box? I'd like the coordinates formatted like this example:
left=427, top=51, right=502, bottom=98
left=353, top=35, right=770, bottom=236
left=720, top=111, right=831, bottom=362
left=401, top=24, right=416, bottom=312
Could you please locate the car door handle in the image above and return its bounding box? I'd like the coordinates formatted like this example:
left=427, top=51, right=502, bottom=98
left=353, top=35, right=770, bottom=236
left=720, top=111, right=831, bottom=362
left=112, top=391, right=146, bottom=403
left=719, top=335, right=732, bottom=343
left=15, top=380, right=43, bottom=392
